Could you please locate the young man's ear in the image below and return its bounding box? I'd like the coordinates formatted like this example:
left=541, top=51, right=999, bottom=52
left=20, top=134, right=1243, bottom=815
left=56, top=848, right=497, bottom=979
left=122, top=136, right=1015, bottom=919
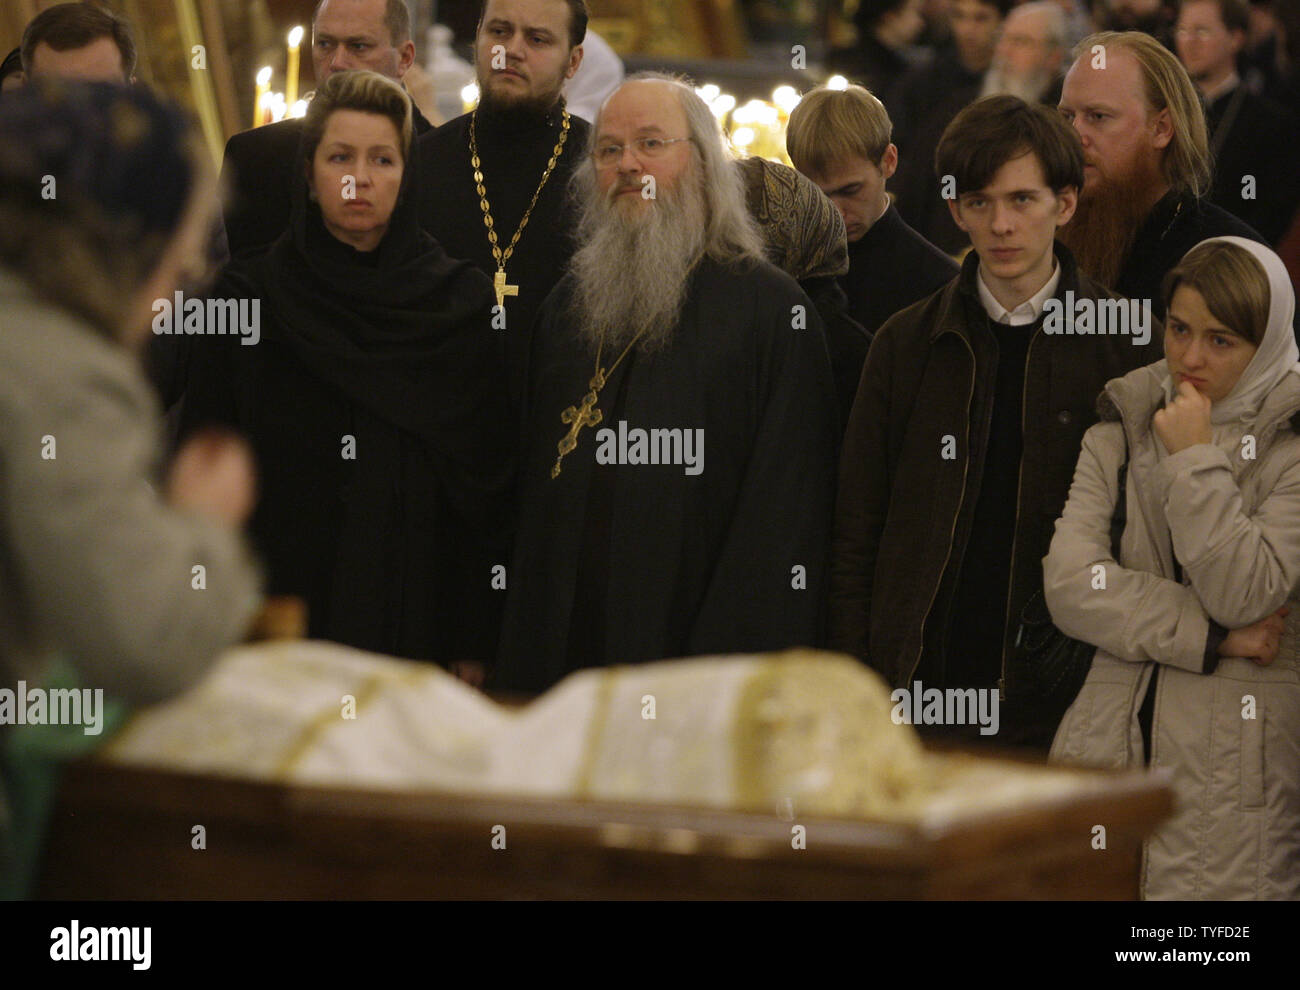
left=879, top=142, right=899, bottom=182
left=947, top=196, right=968, bottom=232
left=1054, top=184, right=1078, bottom=227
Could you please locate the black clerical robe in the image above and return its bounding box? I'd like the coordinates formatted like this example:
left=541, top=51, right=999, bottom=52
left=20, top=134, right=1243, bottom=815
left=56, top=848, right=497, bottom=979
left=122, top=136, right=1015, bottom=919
left=841, top=204, right=959, bottom=336
left=494, top=255, right=840, bottom=694
left=800, top=275, right=870, bottom=435
left=220, top=104, right=435, bottom=258
left=1204, top=83, right=1300, bottom=245
left=888, top=50, right=982, bottom=255
left=1115, top=190, right=1266, bottom=322
left=414, top=105, right=591, bottom=418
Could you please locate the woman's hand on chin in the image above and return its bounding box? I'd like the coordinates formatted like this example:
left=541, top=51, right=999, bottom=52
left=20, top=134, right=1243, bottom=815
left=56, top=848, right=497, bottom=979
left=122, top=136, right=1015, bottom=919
left=1153, top=381, right=1213, bottom=454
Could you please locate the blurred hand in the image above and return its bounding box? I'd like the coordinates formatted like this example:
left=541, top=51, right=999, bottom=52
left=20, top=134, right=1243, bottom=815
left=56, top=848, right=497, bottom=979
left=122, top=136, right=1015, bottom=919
left=1219, top=607, right=1289, bottom=666
left=166, top=430, right=256, bottom=527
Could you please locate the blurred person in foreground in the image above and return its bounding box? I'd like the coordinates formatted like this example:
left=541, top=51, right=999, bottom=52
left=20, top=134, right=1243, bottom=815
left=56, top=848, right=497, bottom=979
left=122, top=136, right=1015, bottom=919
left=0, top=80, right=263, bottom=895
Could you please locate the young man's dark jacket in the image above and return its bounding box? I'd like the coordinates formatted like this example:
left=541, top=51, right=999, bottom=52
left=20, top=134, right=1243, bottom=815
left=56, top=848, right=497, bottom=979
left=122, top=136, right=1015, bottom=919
left=828, top=242, right=1162, bottom=746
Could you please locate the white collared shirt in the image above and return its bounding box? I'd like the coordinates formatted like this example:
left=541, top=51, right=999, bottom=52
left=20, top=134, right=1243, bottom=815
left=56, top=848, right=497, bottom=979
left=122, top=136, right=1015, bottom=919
left=976, top=260, right=1061, bottom=326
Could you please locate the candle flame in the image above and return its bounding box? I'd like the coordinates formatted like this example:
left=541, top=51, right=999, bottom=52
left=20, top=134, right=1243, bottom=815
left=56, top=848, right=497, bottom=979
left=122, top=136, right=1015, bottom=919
left=256, top=66, right=272, bottom=87
left=288, top=26, right=305, bottom=49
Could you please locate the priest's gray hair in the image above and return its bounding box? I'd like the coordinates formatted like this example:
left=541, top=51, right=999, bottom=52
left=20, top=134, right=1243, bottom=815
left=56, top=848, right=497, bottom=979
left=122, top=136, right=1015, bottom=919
left=642, top=71, right=766, bottom=263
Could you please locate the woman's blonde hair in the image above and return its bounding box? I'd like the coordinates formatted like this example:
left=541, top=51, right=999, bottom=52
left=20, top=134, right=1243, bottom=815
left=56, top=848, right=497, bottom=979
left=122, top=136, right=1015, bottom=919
left=302, top=69, right=413, bottom=168
left=1074, top=31, right=1212, bottom=199
left=1162, top=240, right=1271, bottom=346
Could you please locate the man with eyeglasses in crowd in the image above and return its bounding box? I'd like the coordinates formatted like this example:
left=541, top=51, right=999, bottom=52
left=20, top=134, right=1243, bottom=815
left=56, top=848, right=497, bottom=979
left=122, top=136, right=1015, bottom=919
left=493, top=74, right=838, bottom=693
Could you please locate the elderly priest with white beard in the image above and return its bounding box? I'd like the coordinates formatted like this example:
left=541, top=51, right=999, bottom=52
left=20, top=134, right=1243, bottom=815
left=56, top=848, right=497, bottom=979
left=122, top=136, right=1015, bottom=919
left=494, top=74, right=839, bottom=693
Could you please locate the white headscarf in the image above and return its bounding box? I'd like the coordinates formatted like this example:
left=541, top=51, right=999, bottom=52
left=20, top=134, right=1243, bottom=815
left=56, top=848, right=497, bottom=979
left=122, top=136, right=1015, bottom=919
left=1161, top=236, right=1300, bottom=428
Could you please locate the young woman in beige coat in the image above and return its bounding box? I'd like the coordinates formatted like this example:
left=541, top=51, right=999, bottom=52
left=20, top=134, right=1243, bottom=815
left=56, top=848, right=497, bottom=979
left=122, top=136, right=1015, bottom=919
left=1044, top=236, right=1300, bottom=899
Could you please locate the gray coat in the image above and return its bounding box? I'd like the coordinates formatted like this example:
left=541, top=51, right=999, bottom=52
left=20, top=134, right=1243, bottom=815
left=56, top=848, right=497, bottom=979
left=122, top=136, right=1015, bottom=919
left=0, top=267, right=262, bottom=879
left=1044, top=359, right=1300, bottom=899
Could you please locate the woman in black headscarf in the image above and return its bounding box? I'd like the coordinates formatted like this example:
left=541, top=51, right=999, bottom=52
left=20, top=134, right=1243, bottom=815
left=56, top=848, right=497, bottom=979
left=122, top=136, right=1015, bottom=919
left=183, top=70, right=512, bottom=670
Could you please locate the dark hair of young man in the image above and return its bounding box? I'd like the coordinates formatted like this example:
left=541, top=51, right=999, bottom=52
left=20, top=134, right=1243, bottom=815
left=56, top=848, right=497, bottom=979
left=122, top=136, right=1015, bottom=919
left=478, top=0, right=589, bottom=48
left=19, top=2, right=136, bottom=78
left=935, top=94, right=1084, bottom=196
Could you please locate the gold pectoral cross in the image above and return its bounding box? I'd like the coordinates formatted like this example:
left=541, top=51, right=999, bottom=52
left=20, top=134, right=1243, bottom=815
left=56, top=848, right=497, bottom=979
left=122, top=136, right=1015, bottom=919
left=550, top=373, right=606, bottom=479
left=493, top=269, right=519, bottom=311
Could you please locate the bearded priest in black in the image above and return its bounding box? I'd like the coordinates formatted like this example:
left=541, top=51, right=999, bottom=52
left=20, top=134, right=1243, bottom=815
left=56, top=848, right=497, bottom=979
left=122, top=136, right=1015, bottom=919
left=494, top=75, right=839, bottom=694
left=415, top=0, right=591, bottom=417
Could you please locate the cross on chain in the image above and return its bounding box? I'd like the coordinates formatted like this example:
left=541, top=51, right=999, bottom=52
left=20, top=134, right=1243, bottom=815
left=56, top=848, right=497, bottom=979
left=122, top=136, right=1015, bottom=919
left=493, top=269, right=518, bottom=311
left=551, top=372, right=607, bottom=479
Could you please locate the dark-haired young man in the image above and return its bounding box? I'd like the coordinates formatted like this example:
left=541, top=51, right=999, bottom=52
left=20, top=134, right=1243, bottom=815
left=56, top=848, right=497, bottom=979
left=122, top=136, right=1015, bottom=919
left=415, top=0, right=590, bottom=424
left=20, top=1, right=135, bottom=83
left=830, top=96, right=1162, bottom=750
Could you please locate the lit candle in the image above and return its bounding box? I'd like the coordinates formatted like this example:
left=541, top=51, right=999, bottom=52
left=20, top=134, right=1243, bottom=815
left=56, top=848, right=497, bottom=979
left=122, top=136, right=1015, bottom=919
left=254, top=65, right=272, bottom=128
left=461, top=83, right=479, bottom=113
left=286, top=26, right=304, bottom=108
left=772, top=86, right=800, bottom=116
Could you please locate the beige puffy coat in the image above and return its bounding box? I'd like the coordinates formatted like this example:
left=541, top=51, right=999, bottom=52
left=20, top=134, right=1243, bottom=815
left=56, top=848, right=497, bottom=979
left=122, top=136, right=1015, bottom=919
left=1044, top=360, right=1300, bottom=899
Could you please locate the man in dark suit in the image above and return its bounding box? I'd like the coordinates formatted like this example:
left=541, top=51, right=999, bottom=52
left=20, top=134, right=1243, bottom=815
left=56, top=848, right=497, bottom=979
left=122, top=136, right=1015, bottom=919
left=1175, top=0, right=1300, bottom=244
left=220, top=0, right=434, bottom=258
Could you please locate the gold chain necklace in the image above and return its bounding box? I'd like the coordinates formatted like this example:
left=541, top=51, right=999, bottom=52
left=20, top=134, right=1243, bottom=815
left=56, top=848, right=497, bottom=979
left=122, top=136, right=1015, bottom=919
left=469, top=106, right=571, bottom=312
left=551, top=327, right=649, bottom=479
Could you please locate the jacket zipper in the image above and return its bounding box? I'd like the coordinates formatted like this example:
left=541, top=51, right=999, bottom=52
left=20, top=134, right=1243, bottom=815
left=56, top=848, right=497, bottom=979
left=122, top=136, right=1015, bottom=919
left=998, top=325, right=1040, bottom=701
left=907, top=331, right=977, bottom=687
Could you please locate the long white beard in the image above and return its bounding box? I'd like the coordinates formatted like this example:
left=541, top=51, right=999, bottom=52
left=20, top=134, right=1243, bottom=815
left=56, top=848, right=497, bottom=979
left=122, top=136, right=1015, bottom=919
left=569, top=167, right=708, bottom=356
left=980, top=63, right=1053, bottom=104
